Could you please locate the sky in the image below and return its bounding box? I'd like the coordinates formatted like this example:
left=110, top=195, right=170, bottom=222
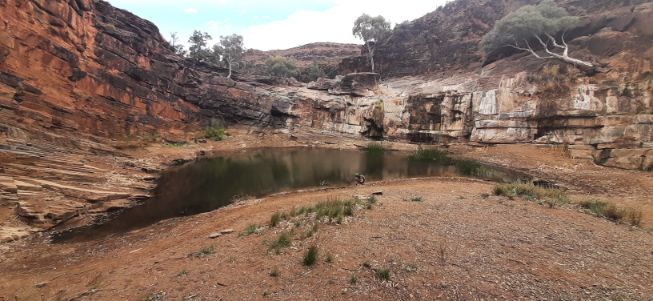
left=106, top=0, right=450, bottom=51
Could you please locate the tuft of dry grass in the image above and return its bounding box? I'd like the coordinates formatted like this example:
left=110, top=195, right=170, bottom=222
left=494, top=183, right=569, bottom=207
left=578, top=200, right=642, bottom=227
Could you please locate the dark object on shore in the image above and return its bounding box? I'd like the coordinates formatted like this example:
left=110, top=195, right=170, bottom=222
left=355, top=173, right=366, bottom=185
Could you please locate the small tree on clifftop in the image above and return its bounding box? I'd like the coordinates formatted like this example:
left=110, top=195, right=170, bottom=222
left=481, top=0, right=594, bottom=70
left=353, top=14, right=391, bottom=73
left=188, top=30, right=213, bottom=63
left=213, top=34, right=245, bottom=79
left=169, top=32, right=187, bottom=56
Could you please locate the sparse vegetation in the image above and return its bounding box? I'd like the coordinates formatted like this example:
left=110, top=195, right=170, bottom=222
left=303, top=246, right=318, bottom=266
left=409, top=196, right=423, bottom=202
left=366, top=142, right=385, bottom=154
left=297, top=62, right=326, bottom=83
left=350, top=275, right=358, bottom=285
left=269, top=267, right=279, bottom=277
left=189, top=246, right=215, bottom=258
left=375, top=268, right=391, bottom=281
left=409, top=148, right=451, bottom=163
left=177, top=270, right=189, bottom=277
left=325, top=253, right=333, bottom=263
left=268, top=232, right=292, bottom=253
left=578, top=200, right=642, bottom=226
left=494, top=183, right=569, bottom=206
left=204, top=119, right=226, bottom=141
left=265, top=56, right=297, bottom=78
left=270, top=212, right=283, bottom=227
left=241, top=224, right=259, bottom=236
left=455, top=159, right=492, bottom=177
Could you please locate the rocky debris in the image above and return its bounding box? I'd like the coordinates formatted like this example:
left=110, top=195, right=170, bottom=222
left=220, top=228, right=235, bottom=234
left=328, top=73, right=379, bottom=97
left=0, top=226, right=35, bottom=243
left=207, top=232, right=222, bottom=239
left=307, top=77, right=338, bottom=91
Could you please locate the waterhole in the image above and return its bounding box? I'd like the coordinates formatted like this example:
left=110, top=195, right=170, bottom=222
left=53, top=148, right=528, bottom=242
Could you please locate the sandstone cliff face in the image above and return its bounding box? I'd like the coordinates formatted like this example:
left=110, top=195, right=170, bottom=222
left=0, top=0, right=280, bottom=232
left=304, top=0, right=653, bottom=171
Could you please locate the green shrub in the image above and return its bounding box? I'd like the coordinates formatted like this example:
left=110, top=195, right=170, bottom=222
left=579, top=200, right=643, bottom=226
left=366, top=142, right=384, bottom=155
left=303, top=246, right=318, bottom=266
left=241, top=224, right=259, bottom=236
left=494, top=183, right=568, bottom=205
left=189, top=246, right=215, bottom=258
left=268, top=232, right=292, bottom=252
left=270, top=212, right=282, bottom=227
left=409, top=148, right=451, bottom=163
left=375, top=268, right=391, bottom=281
left=455, top=159, right=491, bottom=177
left=204, top=125, right=225, bottom=141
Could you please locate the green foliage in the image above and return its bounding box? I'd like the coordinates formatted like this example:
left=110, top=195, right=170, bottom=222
left=481, top=0, right=580, bottom=53
left=375, top=268, right=391, bottom=281
left=350, top=275, right=358, bottom=285
left=353, top=14, right=391, bottom=44
left=204, top=119, right=226, bottom=141
left=265, top=56, right=298, bottom=78
left=455, top=159, right=492, bottom=177
left=213, top=34, right=245, bottom=77
left=188, top=30, right=213, bottom=62
left=481, top=0, right=579, bottom=54
left=409, top=148, right=452, bottom=163
left=297, top=62, right=326, bottom=83
left=241, top=224, right=259, bottom=236
left=303, top=246, right=319, bottom=266
left=189, top=245, right=215, bottom=258
left=578, top=200, right=642, bottom=226
left=494, top=183, right=569, bottom=206
left=268, top=232, right=292, bottom=252
left=270, top=212, right=282, bottom=227
left=365, top=142, right=385, bottom=155
left=325, top=253, right=333, bottom=263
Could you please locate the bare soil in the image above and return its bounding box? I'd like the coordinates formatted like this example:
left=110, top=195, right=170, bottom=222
left=1, top=141, right=652, bottom=300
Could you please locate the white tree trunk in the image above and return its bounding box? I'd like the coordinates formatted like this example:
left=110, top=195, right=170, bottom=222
left=509, top=34, right=595, bottom=70
left=227, top=61, right=232, bottom=79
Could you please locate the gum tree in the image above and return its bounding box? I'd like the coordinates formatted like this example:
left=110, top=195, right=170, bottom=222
left=481, top=0, right=594, bottom=69
left=188, top=30, right=213, bottom=63
left=353, top=14, right=391, bottom=73
left=169, top=32, right=186, bottom=56
left=213, top=34, right=245, bottom=79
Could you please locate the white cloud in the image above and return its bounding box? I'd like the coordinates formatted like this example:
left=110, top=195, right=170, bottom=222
left=184, top=8, right=199, bottom=14
left=242, top=0, right=451, bottom=50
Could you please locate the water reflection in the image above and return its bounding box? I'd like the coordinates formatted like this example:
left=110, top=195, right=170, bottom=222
left=54, top=148, right=526, bottom=242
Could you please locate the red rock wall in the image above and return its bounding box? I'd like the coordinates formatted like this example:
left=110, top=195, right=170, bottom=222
left=0, top=0, right=276, bottom=146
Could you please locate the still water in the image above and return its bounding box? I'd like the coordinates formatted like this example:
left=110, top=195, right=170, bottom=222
left=54, top=148, right=526, bottom=242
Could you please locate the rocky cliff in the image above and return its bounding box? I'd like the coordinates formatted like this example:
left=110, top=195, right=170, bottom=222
left=318, top=0, right=653, bottom=171
left=0, top=0, right=283, bottom=234
left=242, top=42, right=361, bottom=77
left=1, top=0, right=653, bottom=239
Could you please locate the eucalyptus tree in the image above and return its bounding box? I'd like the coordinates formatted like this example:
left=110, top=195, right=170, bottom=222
left=352, top=14, right=391, bottom=73
left=188, top=30, right=213, bottom=63
left=481, top=0, right=593, bottom=69
left=213, top=34, right=245, bottom=79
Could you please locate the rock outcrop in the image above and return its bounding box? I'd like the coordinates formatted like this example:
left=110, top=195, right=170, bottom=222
left=1, top=0, right=652, bottom=239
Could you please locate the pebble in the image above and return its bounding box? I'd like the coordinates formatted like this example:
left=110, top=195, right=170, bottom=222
left=35, top=282, right=47, bottom=288
left=220, top=228, right=235, bottom=234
